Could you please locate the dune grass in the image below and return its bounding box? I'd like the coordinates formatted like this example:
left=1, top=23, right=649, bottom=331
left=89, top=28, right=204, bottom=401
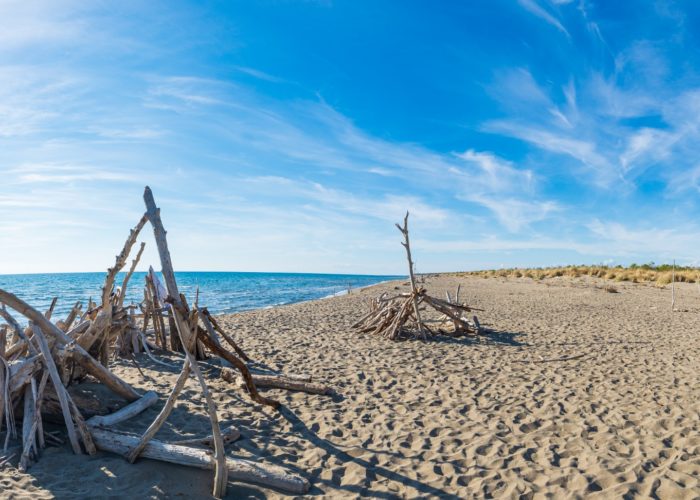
left=457, top=263, right=700, bottom=286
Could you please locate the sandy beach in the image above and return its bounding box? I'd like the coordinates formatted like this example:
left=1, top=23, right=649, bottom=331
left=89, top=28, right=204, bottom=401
left=2, top=274, right=699, bottom=498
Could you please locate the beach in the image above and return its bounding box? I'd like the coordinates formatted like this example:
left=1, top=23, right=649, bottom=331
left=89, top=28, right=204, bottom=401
left=2, top=274, right=699, bottom=498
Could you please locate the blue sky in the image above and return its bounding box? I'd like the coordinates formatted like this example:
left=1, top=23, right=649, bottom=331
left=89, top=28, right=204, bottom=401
left=2, top=0, right=700, bottom=274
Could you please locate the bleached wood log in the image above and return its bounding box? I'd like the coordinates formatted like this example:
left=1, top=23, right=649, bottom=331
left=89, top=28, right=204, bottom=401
left=222, top=370, right=331, bottom=395
left=143, top=188, right=184, bottom=311
left=0, top=289, right=140, bottom=402
left=8, top=356, right=41, bottom=395
left=67, top=319, right=90, bottom=339
left=21, top=384, right=36, bottom=462
left=86, top=391, right=158, bottom=427
left=30, top=324, right=82, bottom=454
left=89, top=427, right=309, bottom=494
left=18, top=372, right=48, bottom=471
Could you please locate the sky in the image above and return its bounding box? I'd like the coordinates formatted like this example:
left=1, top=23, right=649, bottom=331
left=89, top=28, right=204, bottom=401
left=2, top=0, right=700, bottom=275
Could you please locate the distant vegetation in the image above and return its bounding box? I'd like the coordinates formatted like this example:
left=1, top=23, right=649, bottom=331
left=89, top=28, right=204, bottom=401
left=458, top=263, right=700, bottom=286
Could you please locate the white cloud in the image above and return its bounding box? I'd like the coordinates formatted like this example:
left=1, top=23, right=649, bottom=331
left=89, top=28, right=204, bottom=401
left=518, top=0, right=570, bottom=36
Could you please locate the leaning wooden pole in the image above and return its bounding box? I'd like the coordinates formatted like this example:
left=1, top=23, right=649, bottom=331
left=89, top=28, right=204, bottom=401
left=140, top=186, right=227, bottom=498
left=395, top=212, right=426, bottom=339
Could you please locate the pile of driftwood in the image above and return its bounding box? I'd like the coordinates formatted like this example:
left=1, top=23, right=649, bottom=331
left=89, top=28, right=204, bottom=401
left=0, top=186, right=331, bottom=497
left=353, top=213, right=483, bottom=340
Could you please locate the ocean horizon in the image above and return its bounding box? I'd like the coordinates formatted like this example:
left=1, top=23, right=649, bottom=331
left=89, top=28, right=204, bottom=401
left=0, top=271, right=403, bottom=320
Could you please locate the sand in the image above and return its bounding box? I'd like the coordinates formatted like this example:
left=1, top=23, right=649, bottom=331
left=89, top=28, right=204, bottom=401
left=1, top=275, right=699, bottom=498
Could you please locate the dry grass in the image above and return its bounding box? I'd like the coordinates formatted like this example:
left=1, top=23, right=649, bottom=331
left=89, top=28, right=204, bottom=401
left=456, top=265, right=700, bottom=287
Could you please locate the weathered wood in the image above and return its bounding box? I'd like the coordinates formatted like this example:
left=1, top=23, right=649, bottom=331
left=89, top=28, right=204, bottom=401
left=142, top=186, right=227, bottom=497
left=18, top=372, right=49, bottom=471
left=59, top=301, right=82, bottom=332
left=0, top=289, right=140, bottom=402
left=89, top=427, right=309, bottom=494
left=30, top=324, right=82, bottom=454
left=8, top=356, right=41, bottom=395
left=201, top=309, right=250, bottom=362
left=197, top=325, right=279, bottom=409
left=102, top=214, right=148, bottom=311
left=86, top=391, right=158, bottom=427
left=44, top=297, right=58, bottom=320
left=126, top=358, right=192, bottom=463
left=169, top=426, right=241, bottom=448
left=21, top=383, right=36, bottom=462
left=395, top=212, right=426, bottom=339
left=118, top=241, right=146, bottom=309
left=222, top=369, right=331, bottom=395
left=143, top=188, right=183, bottom=310
left=0, top=305, right=37, bottom=356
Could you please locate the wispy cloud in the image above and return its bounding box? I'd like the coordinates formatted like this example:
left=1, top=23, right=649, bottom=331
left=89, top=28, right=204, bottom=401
left=518, top=0, right=570, bottom=37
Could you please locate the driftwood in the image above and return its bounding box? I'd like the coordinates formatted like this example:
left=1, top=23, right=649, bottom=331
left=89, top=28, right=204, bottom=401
left=354, top=212, right=483, bottom=340
left=89, top=427, right=309, bottom=494
left=0, top=186, right=326, bottom=495
left=169, top=426, right=241, bottom=448
left=221, top=369, right=331, bottom=395
left=86, top=392, right=307, bottom=493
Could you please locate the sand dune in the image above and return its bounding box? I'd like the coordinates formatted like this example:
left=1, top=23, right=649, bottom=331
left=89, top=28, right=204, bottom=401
left=2, top=275, right=699, bottom=498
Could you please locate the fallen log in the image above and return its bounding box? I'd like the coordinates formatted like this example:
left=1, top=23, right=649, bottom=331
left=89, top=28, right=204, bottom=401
left=88, top=426, right=309, bottom=494
left=221, top=369, right=331, bottom=395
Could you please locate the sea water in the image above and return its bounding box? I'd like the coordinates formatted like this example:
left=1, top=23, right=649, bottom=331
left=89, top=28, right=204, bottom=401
left=0, top=271, right=401, bottom=320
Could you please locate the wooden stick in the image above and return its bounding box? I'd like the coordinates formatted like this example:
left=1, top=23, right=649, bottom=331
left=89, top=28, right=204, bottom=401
left=30, top=324, right=82, bottom=454
left=60, top=301, right=82, bottom=332
left=395, top=212, right=426, bottom=339
left=672, top=259, right=676, bottom=311
left=101, top=214, right=148, bottom=311
left=21, top=383, right=36, bottom=463
left=18, top=372, right=49, bottom=471
left=141, top=187, right=227, bottom=497
left=143, top=187, right=183, bottom=310
left=202, top=310, right=250, bottom=362
left=197, top=325, right=279, bottom=408
left=0, top=305, right=37, bottom=356
left=44, top=297, right=58, bottom=320
left=126, top=358, right=191, bottom=463
left=118, top=241, right=146, bottom=309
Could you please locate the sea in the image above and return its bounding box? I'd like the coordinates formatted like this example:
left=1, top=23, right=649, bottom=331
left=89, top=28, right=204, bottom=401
left=0, top=271, right=402, bottom=320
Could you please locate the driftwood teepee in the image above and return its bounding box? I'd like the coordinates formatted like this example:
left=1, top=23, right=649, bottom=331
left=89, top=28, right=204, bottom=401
left=0, top=186, right=332, bottom=497
left=353, top=212, right=482, bottom=340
